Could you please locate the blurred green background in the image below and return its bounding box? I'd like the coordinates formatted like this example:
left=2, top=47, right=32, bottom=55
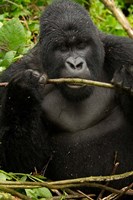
left=0, top=0, right=133, bottom=71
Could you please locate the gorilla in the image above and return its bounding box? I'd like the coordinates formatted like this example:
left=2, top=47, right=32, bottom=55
left=0, top=0, right=133, bottom=195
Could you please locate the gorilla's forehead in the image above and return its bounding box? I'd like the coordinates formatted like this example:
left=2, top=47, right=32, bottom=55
left=40, top=1, right=96, bottom=42
left=46, top=14, right=94, bottom=33
left=43, top=18, right=96, bottom=45
left=47, top=28, right=90, bottom=48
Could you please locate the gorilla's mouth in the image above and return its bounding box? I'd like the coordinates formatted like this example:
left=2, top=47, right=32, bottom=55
left=66, top=83, right=85, bottom=89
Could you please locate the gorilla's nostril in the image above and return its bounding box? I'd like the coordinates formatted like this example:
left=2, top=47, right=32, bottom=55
left=66, top=61, right=76, bottom=69
left=76, top=62, right=83, bottom=70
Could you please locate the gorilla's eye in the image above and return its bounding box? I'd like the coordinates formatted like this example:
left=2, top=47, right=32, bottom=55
left=77, top=42, right=87, bottom=50
left=60, top=45, right=68, bottom=52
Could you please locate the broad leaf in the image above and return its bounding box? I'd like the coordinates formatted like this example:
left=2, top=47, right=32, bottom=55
left=0, top=18, right=27, bottom=54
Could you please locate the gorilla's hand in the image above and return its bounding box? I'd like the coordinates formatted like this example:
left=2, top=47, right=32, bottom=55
left=111, top=65, right=133, bottom=96
left=5, top=69, right=48, bottom=107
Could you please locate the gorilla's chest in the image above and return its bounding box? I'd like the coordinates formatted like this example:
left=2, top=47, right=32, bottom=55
left=42, top=86, right=119, bottom=133
left=42, top=86, right=133, bottom=181
left=46, top=113, right=133, bottom=181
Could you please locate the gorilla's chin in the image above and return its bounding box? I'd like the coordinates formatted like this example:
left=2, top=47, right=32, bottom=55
left=58, top=84, right=93, bottom=102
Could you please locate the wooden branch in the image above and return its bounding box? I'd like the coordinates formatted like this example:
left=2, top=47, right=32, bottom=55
left=48, top=171, right=133, bottom=185
left=0, top=171, right=132, bottom=199
left=0, top=171, right=132, bottom=192
left=0, top=78, right=132, bottom=94
left=0, top=78, right=132, bottom=95
left=48, top=78, right=115, bottom=89
left=0, top=182, right=132, bottom=197
left=113, top=183, right=133, bottom=200
left=0, top=82, right=8, bottom=87
left=50, top=193, right=94, bottom=200
left=0, top=186, right=31, bottom=200
left=0, top=78, right=115, bottom=89
left=101, top=0, right=133, bottom=38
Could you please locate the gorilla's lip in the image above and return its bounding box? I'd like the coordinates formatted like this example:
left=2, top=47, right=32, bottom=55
left=66, top=83, right=85, bottom=89
left=61, top=76, right=88, bottom=89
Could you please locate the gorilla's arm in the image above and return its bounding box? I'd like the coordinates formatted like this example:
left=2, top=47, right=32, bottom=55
left=101, top=34, right=133, bottom=79
left=102, top=34, right=133, bottom=122
left=0, top=44, right=42, bottom=84
left=0, top=46, right=50, bottom=173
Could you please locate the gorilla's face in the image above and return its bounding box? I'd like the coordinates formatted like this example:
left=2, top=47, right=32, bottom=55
left=40, top=1, right=105, bottom=101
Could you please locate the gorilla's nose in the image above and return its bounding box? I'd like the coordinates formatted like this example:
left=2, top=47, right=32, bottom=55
left=65, top=57, right=85, bottom=71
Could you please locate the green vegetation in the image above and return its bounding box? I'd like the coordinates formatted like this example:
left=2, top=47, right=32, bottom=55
left=90, top=0, right=133, bottom=36
left=0, top=170, right=52, bottom=199
left=0, top=0, right=133, bottom=70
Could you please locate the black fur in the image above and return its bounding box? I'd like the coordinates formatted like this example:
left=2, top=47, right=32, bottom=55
left=0, top=0, right=133, bottom=198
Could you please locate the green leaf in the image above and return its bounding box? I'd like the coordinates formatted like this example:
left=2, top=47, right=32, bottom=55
left=0, top=172, right=12, bottom=181
left=35, top=187, right=52, bottom=198
left=25, top=189, right=37, bottom=199
left=25, top=187, right=52, bottom=199
left=0, top=51, right=16, bottom=67
left=0, top=18, right=27, bottom=54
left=20, top=175, right=27, bottom=182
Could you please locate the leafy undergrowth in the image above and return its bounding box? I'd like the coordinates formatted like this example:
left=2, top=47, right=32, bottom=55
left=0, top=18, right=32, bottom=72
left=0, top=170, right=52, bottom=200
left=0, top=170, right=132, bottom=200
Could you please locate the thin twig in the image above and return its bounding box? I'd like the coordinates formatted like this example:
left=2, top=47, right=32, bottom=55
left=0, top=82, right=8, bottom=87
left=0, top=171, right=133, bottom=186
left=49, top=193, right=94, bottom=200
left=0, top=172, right=133, bottom=196
left=97, top=152, right=119, bottom=200
left=0, top=78, right=115, bottom=89
left=0, top=186, right=31, bottom=200
left=112, top=183, right=133, bottom=200
left=77, top=190, right=94, bottom=200
left=48, top=78, right=115, bottom=89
